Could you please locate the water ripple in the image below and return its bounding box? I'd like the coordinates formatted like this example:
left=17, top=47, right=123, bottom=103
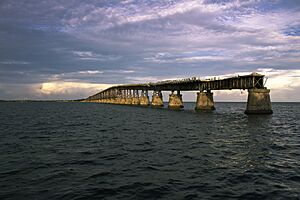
left=0, top=102, right=299, bottom=199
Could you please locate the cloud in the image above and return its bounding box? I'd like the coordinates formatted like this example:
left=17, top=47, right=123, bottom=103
left=144, top=52, right=229, bottom=63
left=259, top=68, right=300, bottom=91
left=72, top=51, right=94, bottom=57
left=48, top=69, right=136, bottom=83
left=0, top=81, right=114, bottom=100
left=0, top=61, right=30, bottom=65
left=0, top=0, right=299, bottom=101
left=59, top=0, right=300, bottom=72
left=62, top=0, right=260, bottom=33
left=77, top=70, right=103, bottom=74
left=175, top=56, right=228, bottom=62
left=217, top=68, right=300, bottom=90
left=48, top=70, right=104, bottom=83
left=105, top=69, right=135, bottom=74
left=72, top=51, right=121, bottom=61
left=37, top=81, right=114, bottom=99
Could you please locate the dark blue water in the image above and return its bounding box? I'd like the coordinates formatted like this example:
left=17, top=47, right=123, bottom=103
left=0, top=102, right=299, bottom=199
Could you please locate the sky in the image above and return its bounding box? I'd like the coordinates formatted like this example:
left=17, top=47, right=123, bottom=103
left=0, top=0, right=299, bottom=101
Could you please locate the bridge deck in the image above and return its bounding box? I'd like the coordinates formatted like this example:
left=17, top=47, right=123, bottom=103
left=87, top=73, right=265, bottom=100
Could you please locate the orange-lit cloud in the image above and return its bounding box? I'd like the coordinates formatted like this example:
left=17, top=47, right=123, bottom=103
left=37, top=82, right=115, bottom=99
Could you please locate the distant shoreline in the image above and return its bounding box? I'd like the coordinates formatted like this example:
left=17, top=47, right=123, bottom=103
left=0, top=100, right=83, bottom=102
left=0, top=100, right=299, bottom=103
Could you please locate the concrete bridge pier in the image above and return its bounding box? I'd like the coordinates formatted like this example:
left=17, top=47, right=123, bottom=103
left=115, top=89, right=122, bottom=104
left=195, top=91, right=215, bottom=110
left=168, top=90, right=183, bottom=109
left=119, top=90, right=126, bottom=104
left=131, top=90, right=140, bottom=105
left=245, top=88, right=273, bottom=114
left=107, top=91, right=111, bottom=103
left=151, top=90, right=164, bottom=107
left=118, top=89, right=123, bottom=104
left=125, top=90, right=132, bottom=105
left=140, top=90, right=150, bottom=106
left=110, top=89, right=116, bottom=104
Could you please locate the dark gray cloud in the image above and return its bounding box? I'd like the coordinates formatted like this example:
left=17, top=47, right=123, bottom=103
left=0, top=0, right=299, bottom=100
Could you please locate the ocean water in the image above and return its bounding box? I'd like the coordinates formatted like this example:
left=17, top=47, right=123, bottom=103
left=0, top=102, right=299, bottom=200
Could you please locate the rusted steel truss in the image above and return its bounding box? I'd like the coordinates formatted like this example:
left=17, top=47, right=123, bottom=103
left=86, top=73, right=265, bottom=100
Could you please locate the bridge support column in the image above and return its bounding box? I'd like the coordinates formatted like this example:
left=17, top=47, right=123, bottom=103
left=151, top=91, right=163, bottom=107
left=131, top=90, right=140, bottom=105
left=245, top=88, right=273, bottom=114
left=112, top=89, right=118, bottom=104
left=115, top=90, right=122, bottom=104
left=140, top=90, right=150, bottom=106
left=120, top=90, right=126, bottom=104
left=195, top=91, right=215, bottom=110
left=125, top=90, right=132, bottom=105
left=168, top=91, right=183, bottom=109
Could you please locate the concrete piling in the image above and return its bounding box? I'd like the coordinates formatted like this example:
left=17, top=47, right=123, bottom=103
left=125, top=90, right=132, bottom=105
left=151, top=91, right=164, bottom=107
left=140, top=90, right=150, bottom=106
left=131, top=97, right=140, bottom=105
left=245, top=88, right=273, bottom=114
left=131, top=90, right=140, bottom=105
left=140, top=96, right=150, bottom=106
left=195, top=91, right=215, bottom=110
left=168, top=91, right=183, bottom=109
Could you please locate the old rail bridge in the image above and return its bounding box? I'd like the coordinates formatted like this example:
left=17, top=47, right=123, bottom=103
left=83, top=73, right=273, bottom=114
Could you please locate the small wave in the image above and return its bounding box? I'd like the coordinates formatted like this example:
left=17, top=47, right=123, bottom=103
left=115, top=182, right=154, bottom=193
left=37, top=171, right=76, bottom=182
left=124, top=148, right=154, bottom=152
left=182, top=155, right=194, bottom=160
left=287, top=175, right=300, bottom=182
left=270, top=143, right=288, bottom=151
left=184, top=194, right=199, bottom=199
left=136, top=185, right=170, bottom=199
left=99, top=153, right=127, bottom=160
left=136, top=165, right=161, bottom=171
left=0, top=169, right=23, bottom=176
left=67, top=160, right=98, bottom=165
left=87, top=171, right=115, bottom=179
left=70, top=187, right=118, bottom=199
left=80, top=151, right=93, bottom=155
